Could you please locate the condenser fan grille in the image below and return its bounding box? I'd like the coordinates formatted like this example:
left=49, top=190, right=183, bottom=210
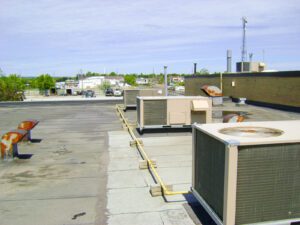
left=219, top=126, right=283, bottom=138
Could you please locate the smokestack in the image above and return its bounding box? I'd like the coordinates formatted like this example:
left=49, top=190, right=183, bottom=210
left=227, top=50, right=232, bottom=73
left=194, top=63, right=197, bottom=75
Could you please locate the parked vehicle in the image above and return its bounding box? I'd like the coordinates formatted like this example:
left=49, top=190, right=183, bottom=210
left=114, top=89, right=122, bottom=97
left=105, top=88, right=114, bottom=96
left=85, top=90, right=95, bottom=97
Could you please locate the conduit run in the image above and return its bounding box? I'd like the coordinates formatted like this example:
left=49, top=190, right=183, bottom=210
left=116, top=104, right=190, bottom=196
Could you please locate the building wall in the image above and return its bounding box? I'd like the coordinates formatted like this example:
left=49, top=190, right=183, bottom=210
left=185, top=71, right=300, bottom=109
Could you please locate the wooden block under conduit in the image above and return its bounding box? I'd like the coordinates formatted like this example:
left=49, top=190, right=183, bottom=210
left=122, top=124, right=128, bottom=130
left=139, top=159, right=157, bottom=169
left=150, top=184, right=173, bottom=197
left=130, top=139, right=143, bottom=147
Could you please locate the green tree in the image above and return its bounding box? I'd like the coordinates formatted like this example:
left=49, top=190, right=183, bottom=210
left=196, top=68, right=210, bottom=75
left=109, top=72, right=117, bottom=76
left=0, top=74, right=26, bottom=101
left=36, top=74, right=55, bottom=92
left=157, top=74, right=165, bottom=84
left=85, top=71, right=102, bottom=77
left=55, top=77, right=70, bottom=82
left=124, top=75, right=136, bottom=86
left=99, top=81, right=111, bottom=91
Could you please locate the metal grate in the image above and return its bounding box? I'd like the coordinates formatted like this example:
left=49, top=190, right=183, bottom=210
left=143, top=100, right=167, bottom=125
left=236, top=143, right=300, bottom=224
left=194, top=130, right=225, bottom=221
left=124, top=90, right=139, bottom=106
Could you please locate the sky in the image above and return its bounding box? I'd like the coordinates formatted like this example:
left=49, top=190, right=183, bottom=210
left=0, top=0, right=300, bottom=76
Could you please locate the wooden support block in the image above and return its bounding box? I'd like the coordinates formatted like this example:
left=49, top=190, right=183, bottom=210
left=122, top=124, right=128, bottom=130
left=150, top=184, right=173, bottom=197
left=139, top=159, right=157, bottom=169
left=130, top=139, right=143, bottom=147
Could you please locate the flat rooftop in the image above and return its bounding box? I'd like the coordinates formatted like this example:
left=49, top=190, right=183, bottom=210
left=0, top=100, right=299, bottom=225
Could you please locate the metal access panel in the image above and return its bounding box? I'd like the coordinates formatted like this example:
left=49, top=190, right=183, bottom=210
left=192, top=121, right=300, bottom=225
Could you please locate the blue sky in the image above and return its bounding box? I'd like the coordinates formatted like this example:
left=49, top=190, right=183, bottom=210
left=0, top=0, right=299, bottom=76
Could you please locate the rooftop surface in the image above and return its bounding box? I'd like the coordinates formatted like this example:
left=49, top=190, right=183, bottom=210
left=0, top=99, right=300, bottom=225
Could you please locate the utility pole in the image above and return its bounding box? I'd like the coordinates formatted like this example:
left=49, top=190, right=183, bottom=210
left=164, top=66, right=168, bottom=96
left=241, top=17, right=248, bottom=72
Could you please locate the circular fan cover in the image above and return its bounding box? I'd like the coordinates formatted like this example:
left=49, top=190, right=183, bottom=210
left=219, top=126, right=283, bottom=138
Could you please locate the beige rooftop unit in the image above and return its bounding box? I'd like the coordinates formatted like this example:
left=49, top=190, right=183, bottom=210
left=123, top=88, right=164, bottom=110
left=192, top=120, right=300, bottom=225
left=137, top=96, right=212, bottom=133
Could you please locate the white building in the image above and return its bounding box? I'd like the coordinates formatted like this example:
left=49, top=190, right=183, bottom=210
left=104, top=76, right=124, bottom=86
left=78, top=76, right=105, bottom=89
left=136, top=78, right=149, bottom=85
left=55, top=82, right=65, bottom=89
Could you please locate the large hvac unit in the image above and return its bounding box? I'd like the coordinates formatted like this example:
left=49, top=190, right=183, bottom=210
left=137, top=96, right=212, bottom=133
left=192, top=121, right=300, bottom=225
left=123, top=88, right=164, bottom=110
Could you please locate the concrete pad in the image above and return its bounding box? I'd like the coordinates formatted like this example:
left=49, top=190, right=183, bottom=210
left=108, top=148, right=139, bottom=159
left=157, top=160, right=192, bottom=168
left=107, top=170, right=147, bottom=189
left=107, top=157, right=139, bottom=172
left=142, top=136, right=192, bottom=147
left=160, top=209, right=195, bottom=225
left=143, top=145, right=191, bottom=157
left=156, top=167, right=191, bottom=184
left=108, top=208, right=195, bottom=225
left=107, top=187, right=181, bottom=215
left=108, top=131, right=132, bottom=148
left=108, top=212, right=163, bottom=225
left=152, top=154, right=192, bottom=163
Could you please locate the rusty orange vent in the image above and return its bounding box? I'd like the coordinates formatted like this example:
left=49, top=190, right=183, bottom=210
left=18, top=119, right=39, bottom=131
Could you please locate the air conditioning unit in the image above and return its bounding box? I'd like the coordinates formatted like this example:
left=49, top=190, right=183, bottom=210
left=192, top=121, right=300, bottom=225
left=123, top=88, right=164, bottom=110
left=137, top=96, right=212, bottom=133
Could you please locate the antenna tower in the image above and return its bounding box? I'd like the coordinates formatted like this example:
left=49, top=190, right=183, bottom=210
left=241, top=17, right=248, bottom=62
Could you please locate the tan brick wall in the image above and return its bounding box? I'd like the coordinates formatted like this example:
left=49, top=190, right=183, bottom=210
left=185, top=72, right=300, bottom=107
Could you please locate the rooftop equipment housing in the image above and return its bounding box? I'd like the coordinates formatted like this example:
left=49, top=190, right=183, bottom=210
left=123, top=88, right=164, bottom=110
left=137, top=96, right=212, bottom=133
left=201, top=85, right=223, bottom=106
left=192, top=120, right=300, bottom=225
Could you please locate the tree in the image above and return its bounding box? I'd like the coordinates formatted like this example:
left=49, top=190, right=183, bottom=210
left=85, top=71, right=102, bottom=77
left=99, top=80, right=111, bottom=91
left=109, top=72, right=117, bottom=76
left=55, top=77, right=70, bottom=82
left=157, top=74, right=165, bottom=84
left=196, top=68, right=210, bottom=75
left=36, top=74, right=55, bottom=91
left=0, top=74, right=26, bottom=101
left=124, top=75, right=136, bottom=86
